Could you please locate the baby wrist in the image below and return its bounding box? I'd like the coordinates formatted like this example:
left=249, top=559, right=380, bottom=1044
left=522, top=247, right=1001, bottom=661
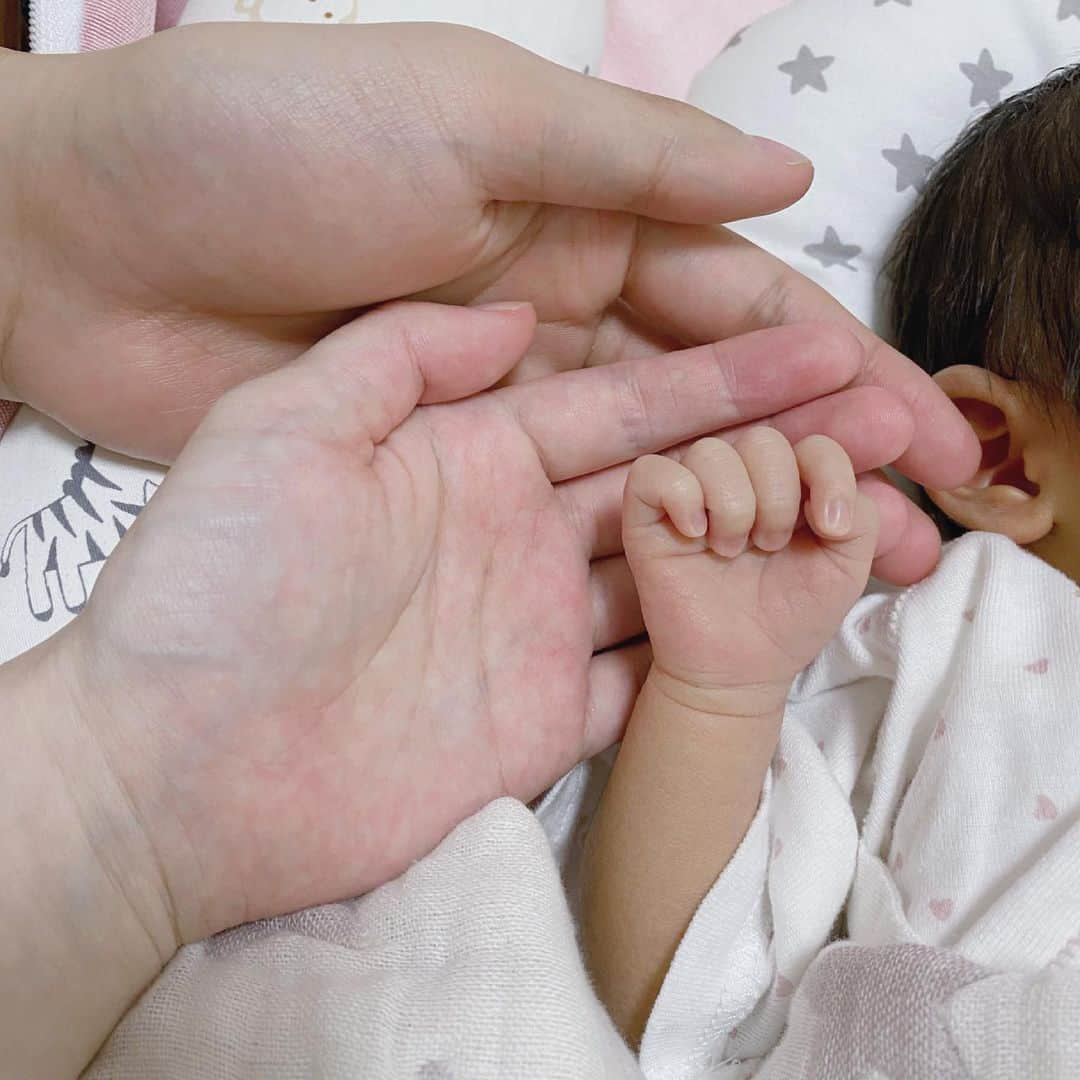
left=646, top=665, right=790, bottom=722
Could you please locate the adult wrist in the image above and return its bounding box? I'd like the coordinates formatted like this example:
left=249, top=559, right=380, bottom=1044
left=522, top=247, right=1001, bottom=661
left=1, top=629, right=180, bottom=1077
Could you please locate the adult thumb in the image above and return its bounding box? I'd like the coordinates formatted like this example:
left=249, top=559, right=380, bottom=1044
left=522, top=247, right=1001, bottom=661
left=214, top=300, right=536, bottom=451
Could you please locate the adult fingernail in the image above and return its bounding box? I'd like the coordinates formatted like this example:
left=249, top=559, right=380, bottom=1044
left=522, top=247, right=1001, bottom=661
left=475, top=300, right=533, bottom=313
left=752, top=135, right=812, bottom=167
left=824, top=499, right=852, bottom=535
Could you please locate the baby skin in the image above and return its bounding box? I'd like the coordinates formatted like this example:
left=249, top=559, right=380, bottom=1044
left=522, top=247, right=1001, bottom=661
left=581, top=428, right=879, bottom=1047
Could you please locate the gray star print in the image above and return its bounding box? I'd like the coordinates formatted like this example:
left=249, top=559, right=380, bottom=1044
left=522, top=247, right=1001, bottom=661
left=882, top=134, right=935, bottom=193
left=779, top=46, right=834, bottom=94
left=804, top=227, right=861, bottom=271
left=960, top=49, right=1013, bottom=108
left=727, top=26, right=747, bottom=47
left=1060, top=0, right=1080, bottom=18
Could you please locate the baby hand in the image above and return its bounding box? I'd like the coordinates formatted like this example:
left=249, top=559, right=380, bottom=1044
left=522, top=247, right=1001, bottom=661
left=623, top=430, right=878, bottom=711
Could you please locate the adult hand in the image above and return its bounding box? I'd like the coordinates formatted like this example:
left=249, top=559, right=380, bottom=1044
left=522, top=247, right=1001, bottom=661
left=0, top=22, right=809, bottom=456
left=0, top=24, right=979, bottom=589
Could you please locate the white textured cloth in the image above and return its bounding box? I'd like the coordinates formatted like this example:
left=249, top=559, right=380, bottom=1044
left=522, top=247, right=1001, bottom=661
left=28, top=0, right=83, bottom=52
left=758, top=940, right=1080, bottom=1080
left=0, top=409, right=162, bottom=664
left=87, top=798, right=642, bottom=1080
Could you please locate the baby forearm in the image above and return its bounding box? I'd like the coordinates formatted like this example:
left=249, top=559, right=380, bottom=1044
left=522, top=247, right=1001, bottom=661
left=581, top=669, right=783, bottom=1048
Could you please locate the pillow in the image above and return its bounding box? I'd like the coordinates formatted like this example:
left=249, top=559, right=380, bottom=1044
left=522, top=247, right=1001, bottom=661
left=688, top=0, right=1080, bottom=336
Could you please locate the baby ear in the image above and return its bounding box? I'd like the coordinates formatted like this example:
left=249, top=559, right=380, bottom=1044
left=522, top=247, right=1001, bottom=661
left=925, top=365, right=1055, bottom=545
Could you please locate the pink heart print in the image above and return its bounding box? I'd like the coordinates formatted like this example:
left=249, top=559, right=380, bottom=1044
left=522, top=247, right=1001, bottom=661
left=929, top=898, right=954, bottom=922
left=894, top=851, right=904, bottom=872
left=963, top=608, right=975, bottom=623
left=773, top=836, right=784, bottom=859
left=1025, top=658, right=1050, bottom=675
left=774, top=754, right=787, bottom=779
left=1036, top=794, right=1059, bottom=821
left=933, top=716, right=946, bottom=740
left=775, top=975, right=794, bottom=998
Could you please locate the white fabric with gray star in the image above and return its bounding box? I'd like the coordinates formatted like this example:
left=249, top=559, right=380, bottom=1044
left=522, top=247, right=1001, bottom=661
left=690, top=0, right=1080, bottom=334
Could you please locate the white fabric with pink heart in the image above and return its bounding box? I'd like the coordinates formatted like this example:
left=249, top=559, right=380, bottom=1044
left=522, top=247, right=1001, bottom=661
left=617, top=530, right=1080, bottom=1076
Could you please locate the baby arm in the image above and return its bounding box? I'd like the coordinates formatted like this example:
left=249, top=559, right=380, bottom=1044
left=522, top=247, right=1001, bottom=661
left=581, top=430, right=878, bottom=1047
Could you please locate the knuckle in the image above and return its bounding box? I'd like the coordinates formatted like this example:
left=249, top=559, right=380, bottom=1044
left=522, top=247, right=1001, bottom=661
left=796, top=433, right=839, bottom=456
left=736, top=424, right=788, bottom=455
left=614, top=373, right=660, bottom=456
left=755, top=481, right=801, bottom=517
left=789, top=322, right=864, bottom=374
left=630, top=131, right=680, bottom=213
left=668, top=471, right=700, bottom=501
left=712, top=497, right=756, bottom=533
left=627, top=455, right=659, bottom=487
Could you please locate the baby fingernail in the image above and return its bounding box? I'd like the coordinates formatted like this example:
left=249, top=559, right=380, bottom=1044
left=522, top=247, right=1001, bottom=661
left=711, top=536, right=746, bottom=559
left=689, top=509, right=708, bottom=536
left=753, top=530, right=790, bottom=552
left=824, top=499, right=851, bottom=534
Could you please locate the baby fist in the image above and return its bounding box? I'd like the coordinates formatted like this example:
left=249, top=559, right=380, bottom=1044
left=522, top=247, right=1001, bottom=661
left=623, top=430, right=878, bottom=702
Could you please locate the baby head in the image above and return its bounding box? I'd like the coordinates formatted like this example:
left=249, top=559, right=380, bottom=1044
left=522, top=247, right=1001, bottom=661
left=887, top=63, right=1080, bottom=579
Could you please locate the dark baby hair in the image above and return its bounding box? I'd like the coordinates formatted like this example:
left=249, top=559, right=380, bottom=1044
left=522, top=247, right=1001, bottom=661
left=886, top=63, right=1080, bottom=415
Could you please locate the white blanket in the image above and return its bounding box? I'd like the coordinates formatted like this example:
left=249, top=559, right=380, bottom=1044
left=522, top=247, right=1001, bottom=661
left=88, top=786, right=1080, bottom=1079
left=87, top=798, right=641, bottom=1080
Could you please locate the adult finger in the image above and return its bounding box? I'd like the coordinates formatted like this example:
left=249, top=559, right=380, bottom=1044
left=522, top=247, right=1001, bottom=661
left=506, top=323, right=863, bottom=483
left=557, top=384, right=912, bottom=559
left=859, top=472, right=943, bottom=585
left=458, top=30, right=813, bottom=223
left=623, top=221, right=981, bottom=489
left=584, top=641, right=653, bottom=758
left=590, top=556, right=643, bottom=650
